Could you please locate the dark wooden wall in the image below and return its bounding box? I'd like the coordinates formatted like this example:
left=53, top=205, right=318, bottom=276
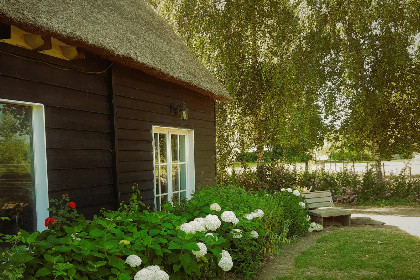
left=112, top=64, right=217, bottom=206
left=0, top=43, right=114, bottom=217
left=0, top=43, right=217, bottom=215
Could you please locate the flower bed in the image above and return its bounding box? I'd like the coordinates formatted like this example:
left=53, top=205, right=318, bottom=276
left=0, top=186, right=313, bottom=279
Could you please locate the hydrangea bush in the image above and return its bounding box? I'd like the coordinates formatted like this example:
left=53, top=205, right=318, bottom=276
left=1, top=185, right=311, bottom=280
left=169, top=185, right=310, bottom=279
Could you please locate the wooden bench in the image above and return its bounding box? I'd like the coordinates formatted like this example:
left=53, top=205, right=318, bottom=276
left=301, top=191, right=351, bottom=226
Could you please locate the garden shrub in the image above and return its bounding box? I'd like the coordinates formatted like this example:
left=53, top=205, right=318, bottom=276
left=170, top=185, right=310, bottom=279
left=0, top=185, right=312, bottom=280
left=222, top=164, right=420, bottom=205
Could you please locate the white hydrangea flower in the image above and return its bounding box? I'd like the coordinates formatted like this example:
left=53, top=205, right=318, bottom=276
left=308, top=222, right=323, bottom=232
left=210, top=203, right=222, bottom=211
left=221, top=211, right=239, bottom=225
left=232, top=229, right=242, bottom=239
left=245, top=213, right=256, bottom=220
left=192, top=242, right=207, bottom=258
left=250, top=230, right=259, bottom=238
left=293, top=190, right=301, bottom=196
left=190, top=220, right=206, bottom=232
left=254, top=209, right=264, bottom=218
left=281, top=188, right=285, bottom=191
left=204, top=214, right=222, bottom=231
left=180, top=222, right=195, bottom=234
left=306, top=215, right=311, bottom=221
left=299, top=202, right=306, bottom=208
left=180, top=219, right=207, bottom=234
left=194, top=217, right=206, bottom=223
left=218, top=250, right=233, bottom=271
left=287, top=188, right=292, bottom=192
left=134, top=265, right=169, bottom=280
left=125, top=255, right=142, bottom=268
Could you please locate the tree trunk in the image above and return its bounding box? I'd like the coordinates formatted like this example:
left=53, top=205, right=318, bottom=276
left=373, top=138, right=382, bottom=181
left=305, top=160, right=309, bottom=172
left=256, top=143, right=264, bottom=169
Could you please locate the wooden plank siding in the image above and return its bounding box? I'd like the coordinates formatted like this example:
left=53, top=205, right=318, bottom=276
left=0, top=44, right=114, bottom=218
left=0, top=42, right=218, bottom=217
left=112, top=65, right=217, bottom=206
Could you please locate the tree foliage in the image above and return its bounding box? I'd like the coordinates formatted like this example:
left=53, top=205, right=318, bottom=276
left=146, top=0, right=327, bottom=175
left=303, top=0, right=420, bottom=176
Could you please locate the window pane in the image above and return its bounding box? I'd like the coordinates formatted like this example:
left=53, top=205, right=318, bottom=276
left=172, top=192, right=180, bottom=202
left=160, top=165, right=167, bottom=194
left=179, top=135, right=186, bottom=162
left=180, top=163, right=186, bottom=191
left=154, top=133, right=158, bottom=164
left=159, top=133, right=166, bottom=163
left=154, top=164, right=159, bottom=195
left=0, top=102, right=35, bottom=235
left=181, top=191, right=187, bottom=198
left=172, top=163, right=179, bottom=192
left=171, top=134, right=178, bottom=163
left=160, top=195, right=167, bottom=206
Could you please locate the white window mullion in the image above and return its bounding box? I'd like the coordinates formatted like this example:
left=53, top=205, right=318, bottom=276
left=153, top=133, right=158, bottom=207
left=186, top=130, right=194, bottom=199
left=166, top=132, right=173, bottom=203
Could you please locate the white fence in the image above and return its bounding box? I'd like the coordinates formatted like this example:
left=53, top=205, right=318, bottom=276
left=287, top=159, right=420, bottom=178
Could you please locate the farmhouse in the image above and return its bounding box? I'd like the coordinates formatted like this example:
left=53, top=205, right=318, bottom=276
left=0, top=1, right=229, bottom=234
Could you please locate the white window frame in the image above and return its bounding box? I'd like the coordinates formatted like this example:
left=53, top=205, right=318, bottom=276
left=0, top=98, right=49, bottom=231
left=152, top=126, right=195, bottom=209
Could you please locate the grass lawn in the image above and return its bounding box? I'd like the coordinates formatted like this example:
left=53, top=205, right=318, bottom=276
left=276, top=227, right=420, bottom=280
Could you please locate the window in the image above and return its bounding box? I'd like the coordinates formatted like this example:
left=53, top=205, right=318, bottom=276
left=153, top=127, right=194, bottom=210
left=0, top=99, right=48, bottom=234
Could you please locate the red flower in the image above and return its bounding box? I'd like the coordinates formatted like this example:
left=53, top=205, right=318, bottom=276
left=44, top=217, right=56, bottom=227
left=65, top=193, right=69, bottom=196
left=115, top=255, right=123, bottom=259
left=68, top=202, right=76, bottom=209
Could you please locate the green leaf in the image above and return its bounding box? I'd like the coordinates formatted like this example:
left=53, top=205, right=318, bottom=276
left=44, top=254, right=55, bottom=263
left=149, top=229, right=161, bottom=236
left=168, top=241, right=182, bottom=250
left=95, top=261, right=107, bottom=267
left=68, top=267, right=76, bottom=277
left=162, top=222, right=173, bottom=229
left=183, top=242, right=199, bottom=250
left=179, top=253, right=191, bottom=269
left=118, top=273, right=132, bottom=280
left=89, top=229, right=104, bottom=238
left=109, top=256, right=125, bottom=270
left=35, top=268, right=51, bottom=277
left=27, top=231, right=40, bottom=243
left=173, top=263, right=182, bottom=272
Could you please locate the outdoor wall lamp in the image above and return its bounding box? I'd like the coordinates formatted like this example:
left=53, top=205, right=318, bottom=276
left=170, top=102, right=189, bottom=120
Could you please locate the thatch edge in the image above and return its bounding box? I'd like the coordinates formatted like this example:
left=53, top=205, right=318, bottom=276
left=0, top=15, right=230, bottom=101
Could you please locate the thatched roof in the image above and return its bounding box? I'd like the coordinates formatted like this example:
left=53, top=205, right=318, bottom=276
left=0, top=0, right=230, bottom=100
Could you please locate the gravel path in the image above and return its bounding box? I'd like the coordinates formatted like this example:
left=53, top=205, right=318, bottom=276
left=343, top=206, right=420, bottom=238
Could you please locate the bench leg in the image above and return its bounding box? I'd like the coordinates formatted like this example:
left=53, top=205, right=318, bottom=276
left=310, top=215, right=324, bottom=226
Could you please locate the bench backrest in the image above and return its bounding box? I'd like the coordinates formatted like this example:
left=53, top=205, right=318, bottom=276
left=301, top=191, right=334, bottom=209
